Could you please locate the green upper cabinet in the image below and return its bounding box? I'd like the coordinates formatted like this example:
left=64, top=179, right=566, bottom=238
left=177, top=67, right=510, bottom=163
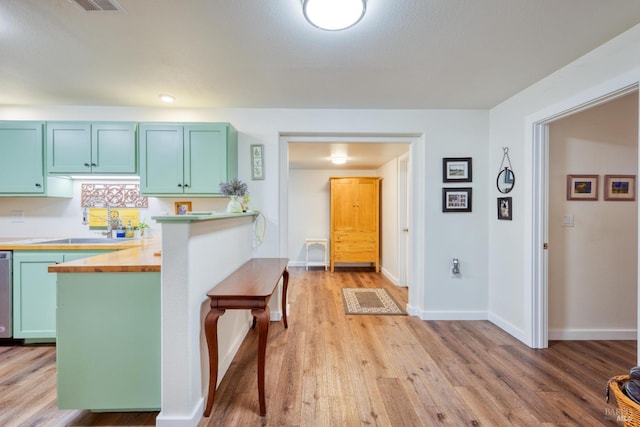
left=47, top=122, right=137, bottom=174
left=0, top=121, right=72, bottom=197
left=139, top=123, right=238, bottom=196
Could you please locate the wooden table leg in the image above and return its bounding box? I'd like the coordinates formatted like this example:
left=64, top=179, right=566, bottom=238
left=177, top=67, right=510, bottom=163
left=281, top=268, right=289, bottom=329
left=251, top=306, right=270, bottom=416
left=203, top=308, right=225, bottom=417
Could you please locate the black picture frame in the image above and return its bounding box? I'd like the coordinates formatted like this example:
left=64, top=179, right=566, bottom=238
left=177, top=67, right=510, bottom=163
left=442, top=187, right=472, bottom=213
left=443, top=157, right=472, bottom=183
left=497, top=197, right=512, bottom=220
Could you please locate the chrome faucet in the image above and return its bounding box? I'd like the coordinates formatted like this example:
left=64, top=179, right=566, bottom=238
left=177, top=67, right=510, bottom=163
left=84, top=197, right=117, bottom=238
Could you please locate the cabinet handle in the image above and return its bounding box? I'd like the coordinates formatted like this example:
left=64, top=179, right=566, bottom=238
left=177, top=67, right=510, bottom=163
left=84, top=162, right=91, bottom=167
left=177, top=183, right=183, bottom=187
left=91, top=162, right=97, bottom=167
left=34, top=183, right=42, bottom=187
left=184, top=184, right=189, bottom=188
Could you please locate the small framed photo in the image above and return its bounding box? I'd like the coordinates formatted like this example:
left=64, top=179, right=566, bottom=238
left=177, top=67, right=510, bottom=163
left=174, top=201, right=192, bottom=215
left=251, top=144, right=265, bottom=180
left=604, top=174, right=636, bottom=201
left=442, top=187, right=472, bottom=213
left=497, top=197, right=512, bottom=220
left=566, top=175, right=599, bottom=201
left=443, top=157, right=472, bottom=183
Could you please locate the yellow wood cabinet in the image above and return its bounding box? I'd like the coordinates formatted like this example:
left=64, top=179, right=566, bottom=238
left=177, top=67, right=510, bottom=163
left=330, top=177, right=380, bottom=272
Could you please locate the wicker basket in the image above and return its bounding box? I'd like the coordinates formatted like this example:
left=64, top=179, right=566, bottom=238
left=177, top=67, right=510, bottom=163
left=608, top=375, right=640, bottom=427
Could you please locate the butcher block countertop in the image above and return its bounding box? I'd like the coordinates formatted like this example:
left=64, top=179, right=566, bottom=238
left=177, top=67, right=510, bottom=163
left=0, top=238, right=145, bottom=251
left=48, top=239, right=162, bottom=273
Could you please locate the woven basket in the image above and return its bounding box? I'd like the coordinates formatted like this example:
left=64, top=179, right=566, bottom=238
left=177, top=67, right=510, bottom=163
left=608, top=375, right=640, bottom=427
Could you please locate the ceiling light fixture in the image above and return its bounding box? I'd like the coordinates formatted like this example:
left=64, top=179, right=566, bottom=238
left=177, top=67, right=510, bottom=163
left=302, top=0, right=366, bottom=31
left=331, top=155, right=347, bottom=165
left=159, top=94, right=175, bottom=103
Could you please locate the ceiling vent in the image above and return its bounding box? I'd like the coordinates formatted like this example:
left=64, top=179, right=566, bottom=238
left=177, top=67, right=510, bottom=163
left=69, top=0, right=126, bottom=12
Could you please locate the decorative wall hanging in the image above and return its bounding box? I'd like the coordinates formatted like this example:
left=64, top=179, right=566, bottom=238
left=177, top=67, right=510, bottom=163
left=604, top=174, right=636, bottom=201
left=81, top=183, right=148, bottom=208
left=497, top=197, right=512, bottom=220
left=442, top=187, right=472, bottom=212
left=497, top=147, right=515, bottom=194
left=251, top=144, right=265, bottom=180
left=443, top=157, right=472, bottom=183
left=566, top=174, right=599, bottom=201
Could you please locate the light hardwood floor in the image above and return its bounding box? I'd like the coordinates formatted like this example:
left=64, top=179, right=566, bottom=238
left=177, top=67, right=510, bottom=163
left=0, top=267, right=636, bottom=426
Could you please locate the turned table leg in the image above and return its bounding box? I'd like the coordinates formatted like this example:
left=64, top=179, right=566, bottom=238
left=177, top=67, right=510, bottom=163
left=251, top=306, right=270, bottom=416
left=203, top=308, right=225, bottom=417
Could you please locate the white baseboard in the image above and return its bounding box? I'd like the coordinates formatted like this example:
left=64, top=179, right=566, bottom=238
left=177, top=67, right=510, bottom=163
left=156, top=398, right=203, bottom=426
left=418, top=310, right=488, bottom=320
left=488, top=312, right=527, bottom=345
left=549, top=328, right=637, bottom=340
left=380, top=266, right=399, bottom=285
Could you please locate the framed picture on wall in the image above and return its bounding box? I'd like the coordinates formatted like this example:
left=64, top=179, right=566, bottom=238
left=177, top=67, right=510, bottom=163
left=497, top=197, right=512, bottom=220
left=566, top=174, right=599, bottom=201
left=251, top=144, right=265, bottom=180
left=604, top=174, right=636, bottom=201
left=174, top=201, right=192, bottom=215
left=442, top=187, right=472, bottom=212
left=442, top=157, right=472, bottom=183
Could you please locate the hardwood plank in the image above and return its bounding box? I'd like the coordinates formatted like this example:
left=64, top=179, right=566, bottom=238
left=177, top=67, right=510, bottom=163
left=0, top=267, right=635, bottom=426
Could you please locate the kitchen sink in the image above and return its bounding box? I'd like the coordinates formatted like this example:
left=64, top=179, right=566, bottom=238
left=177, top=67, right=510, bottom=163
left=36, top=238, right=136, bottom=244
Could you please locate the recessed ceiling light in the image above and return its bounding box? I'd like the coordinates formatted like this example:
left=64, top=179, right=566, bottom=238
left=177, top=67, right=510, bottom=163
left=331, top=155, right=347, bottom=165
left=302, top=0, right=366, bottom=31
left=159, top=94, right=175, bottom=103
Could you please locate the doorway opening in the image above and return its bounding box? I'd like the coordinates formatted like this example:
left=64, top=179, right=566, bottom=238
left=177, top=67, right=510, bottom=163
left=530, top=83, right=639, bottom=349
left=278, top=133, right=424, bottom=310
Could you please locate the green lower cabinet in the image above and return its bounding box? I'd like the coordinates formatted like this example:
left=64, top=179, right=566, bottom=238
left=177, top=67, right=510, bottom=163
left=12, top=251, right=110, bottom=339
left=56, top=272, right=160, bottom=411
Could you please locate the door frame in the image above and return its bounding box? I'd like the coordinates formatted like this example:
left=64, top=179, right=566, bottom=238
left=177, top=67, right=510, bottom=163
left=528, top=82, right=639, bottom=348
left=278, top=133, right=424, bottom=310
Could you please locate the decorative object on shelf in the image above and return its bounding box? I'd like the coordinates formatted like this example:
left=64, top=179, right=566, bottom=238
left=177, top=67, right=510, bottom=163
left=497, top=147, right=515, bottom=194
left=175, top=201, right=192, bottom=215
left=443, top=157, right=472, bottom=183
left=219, top=178, right=249, bottom=213
left=604, top=174, right=636, bottom=201
left=442, top=187, right=472, bottom=213
left=251, top=144, right=264, bottom=180
left=567, top=174, right=599, bottom=201
left=497, top=197, right=512, bottom=220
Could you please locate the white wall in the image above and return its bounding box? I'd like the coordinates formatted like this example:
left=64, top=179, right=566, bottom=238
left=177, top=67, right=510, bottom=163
left=0, top=108, right=489, bottom=325
left=548, top=93, right=638, bottom=339
left=489, top=23, right=640, bottom=346
left=378, top=157, right=399, bottom=283
left=287, top=169, right=376, bottom=268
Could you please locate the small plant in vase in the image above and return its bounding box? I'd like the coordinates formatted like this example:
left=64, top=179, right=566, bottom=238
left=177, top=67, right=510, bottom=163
left=219, top=178, right=249, bottom=213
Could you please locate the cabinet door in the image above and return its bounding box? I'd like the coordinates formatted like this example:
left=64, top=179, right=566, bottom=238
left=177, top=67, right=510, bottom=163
left=0, top=122, right=45, bottom=194
left=357, top=178, right=379, bottom=232
left=12, top=252, right=63, bottom=339
left=92, top=123, right=137, bottom=174
left=183, top=124, right=229, bottom=194
left=47, top=122, right=92, bottom=173
left=331, top=178, right=359, bottom=232
left=139, top=124, right=184, bottom=195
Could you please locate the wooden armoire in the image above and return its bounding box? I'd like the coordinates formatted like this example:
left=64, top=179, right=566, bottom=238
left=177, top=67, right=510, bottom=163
left=329, top=176, right=381, bottom=272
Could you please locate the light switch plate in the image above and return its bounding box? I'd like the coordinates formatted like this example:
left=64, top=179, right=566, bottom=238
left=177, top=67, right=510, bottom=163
left=562, top=215, right=574, bottom=227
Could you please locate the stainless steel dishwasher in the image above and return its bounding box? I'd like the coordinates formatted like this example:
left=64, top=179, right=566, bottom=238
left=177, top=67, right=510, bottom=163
left=0, top=251, right=12, bottom=338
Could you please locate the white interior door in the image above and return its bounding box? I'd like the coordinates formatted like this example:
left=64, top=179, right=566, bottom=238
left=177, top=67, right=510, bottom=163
left=398, top=153, right=410, bottom=287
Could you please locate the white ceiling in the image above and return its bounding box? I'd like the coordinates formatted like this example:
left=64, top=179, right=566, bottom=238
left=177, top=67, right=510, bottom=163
left=2, top=0, right=640, bottom=169
left=2, top=0, right=640, bottom=110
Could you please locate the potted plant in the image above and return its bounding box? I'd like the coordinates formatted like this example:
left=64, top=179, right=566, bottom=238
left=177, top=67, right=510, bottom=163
left=219, top=178, right=249, bottom=213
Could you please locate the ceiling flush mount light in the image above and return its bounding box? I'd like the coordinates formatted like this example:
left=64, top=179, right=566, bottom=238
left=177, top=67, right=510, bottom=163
left=331, top=155, right=347, bottom=165
left=159, top=94, right=175, bottom=103
left=302, top=0, right=366, bottom=31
